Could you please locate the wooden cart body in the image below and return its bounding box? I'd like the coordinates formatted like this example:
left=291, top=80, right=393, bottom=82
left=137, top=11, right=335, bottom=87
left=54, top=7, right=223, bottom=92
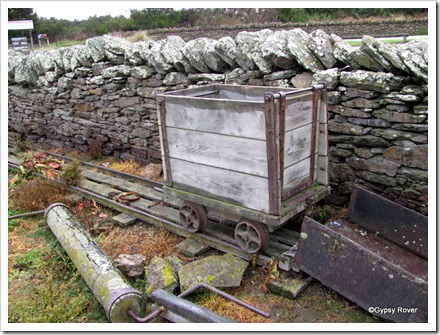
left=157, top=84, right=330, bottom=232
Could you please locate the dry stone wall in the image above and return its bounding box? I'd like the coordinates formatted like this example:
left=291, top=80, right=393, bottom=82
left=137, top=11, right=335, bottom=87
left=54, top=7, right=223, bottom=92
left=8, top=28, right=428, bottom=214
left=144, top=18, right=428, bottom=42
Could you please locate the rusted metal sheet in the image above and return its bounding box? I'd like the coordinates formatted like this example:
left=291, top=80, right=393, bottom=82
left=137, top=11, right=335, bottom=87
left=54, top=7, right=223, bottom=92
left=348, top=186, right=428, bottom=259
left=294, top=217, right=428, bottom=323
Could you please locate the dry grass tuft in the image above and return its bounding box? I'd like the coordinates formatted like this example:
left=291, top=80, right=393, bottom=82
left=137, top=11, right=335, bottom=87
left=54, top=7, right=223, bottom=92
left=87, top=141, right=102, bottom=159
left=109, top=160, right=143, bottom=175
left=9, top=179, right=76, bottom=212
left=99, top=224, right=183, bottom=260
left=138, top=163, right=164, bottom=182
left=196, top=291, right=271, bottom=323
left=126, top=31, right=151, bottom=42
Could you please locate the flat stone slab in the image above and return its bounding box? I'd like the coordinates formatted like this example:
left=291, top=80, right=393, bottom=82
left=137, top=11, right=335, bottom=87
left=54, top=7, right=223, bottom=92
left=178, top=253, right=249, bottom=291
left=268, top=273, right=314, bottom=300
left=112, top=212, right=137, bottom=227
left=176, top=238, right=210, bottom=257
left=145, top=257, right=179, bottom=297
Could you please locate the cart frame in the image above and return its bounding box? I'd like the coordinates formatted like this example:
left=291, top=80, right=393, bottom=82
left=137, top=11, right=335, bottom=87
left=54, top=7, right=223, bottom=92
left=157, top=83, right=330, bottom=234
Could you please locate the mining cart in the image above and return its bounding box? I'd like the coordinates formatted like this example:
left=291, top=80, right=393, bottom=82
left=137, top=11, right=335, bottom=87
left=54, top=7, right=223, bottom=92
left=157, top=83, right=330, bottom=253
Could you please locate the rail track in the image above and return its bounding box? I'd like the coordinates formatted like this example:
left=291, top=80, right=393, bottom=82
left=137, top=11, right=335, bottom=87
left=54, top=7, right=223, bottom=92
left=8, top=150, right=303, bottom=272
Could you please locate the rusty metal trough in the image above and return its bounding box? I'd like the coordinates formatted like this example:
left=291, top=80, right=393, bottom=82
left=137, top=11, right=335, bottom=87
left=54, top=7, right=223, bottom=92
left=293, top=185, right=428, bottom=323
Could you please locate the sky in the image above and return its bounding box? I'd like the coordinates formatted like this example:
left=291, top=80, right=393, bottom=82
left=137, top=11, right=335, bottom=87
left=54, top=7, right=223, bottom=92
left=7, top=0, right=288, bottom=21
left=23, top=1, right=170, bottom=21
left=6, top=1, right=434, bottom=22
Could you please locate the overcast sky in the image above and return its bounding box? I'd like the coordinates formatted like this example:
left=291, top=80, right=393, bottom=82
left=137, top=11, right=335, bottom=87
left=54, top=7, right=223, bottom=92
left=9, top=1, right=287, bottom=21
left=7, top=1, right=432, bottom=22
left=30, top=2, right=170, bottom=21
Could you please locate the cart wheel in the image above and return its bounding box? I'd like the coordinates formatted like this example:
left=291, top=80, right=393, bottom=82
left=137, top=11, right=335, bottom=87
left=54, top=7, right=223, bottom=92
left=179, top=201, right=208, bottom=233
left=235, top=219, right=269, bottom=253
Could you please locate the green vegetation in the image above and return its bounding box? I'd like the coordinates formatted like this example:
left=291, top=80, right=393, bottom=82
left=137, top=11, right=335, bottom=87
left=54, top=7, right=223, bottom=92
left=37, top=39, right=85, bottom=51
left=8, top=212, right=107, bottom=322
left=59, top=159, right=82, bottom=186
left=278, top=8, right=427, bottom=22
left=8, top=8, right=427, bottom=43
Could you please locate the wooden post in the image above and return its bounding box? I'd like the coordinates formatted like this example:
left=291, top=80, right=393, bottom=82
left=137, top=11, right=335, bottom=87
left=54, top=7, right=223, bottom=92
left=29, top=29, right=33, bottom=49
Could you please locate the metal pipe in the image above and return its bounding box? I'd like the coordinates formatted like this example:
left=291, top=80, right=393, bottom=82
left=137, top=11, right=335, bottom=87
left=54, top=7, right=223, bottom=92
left=8, top=209, right=46, bottom=220
left=178, top=283, right=271, bottom=318
left=127, top=282, right=270, bottom=323
left=272, top=83, right=326, bottom=99
left=127, top=306, right=165, bottom=323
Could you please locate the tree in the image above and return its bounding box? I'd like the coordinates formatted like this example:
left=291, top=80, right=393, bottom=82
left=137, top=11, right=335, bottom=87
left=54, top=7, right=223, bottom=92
left=8, top=8, right=41, bottom=40
left=8, top=8, right=34, bottom=20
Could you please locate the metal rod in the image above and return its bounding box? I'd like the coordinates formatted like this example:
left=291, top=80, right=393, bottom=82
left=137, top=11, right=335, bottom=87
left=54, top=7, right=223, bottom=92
left=178, top=282, right=271, bottom=318
left=127, top=283, right=270, bottom=323
left=8, top=209, right=46, bottom=220
left=127, top=306, right=165, bottom=323
left=272, top=83, right=326, bottom=99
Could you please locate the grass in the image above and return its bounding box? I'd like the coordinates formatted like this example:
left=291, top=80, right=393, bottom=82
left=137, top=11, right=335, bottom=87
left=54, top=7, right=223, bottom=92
left=193, top=290, right=272, bottom=323
left=35, top=39, right=85, bottom=51
left=59, top=159, right=82, bottom=186
left=6, top=149, right=381, bottom=324
left=186, top=265, right=381, bottom=323
left=6, top=169, right=182, bottom=323
left=346, top=38, right=407, bottom=46
left=123, top=31, right=151, bottom=43
left=99, top=224, right=183, bottom=261
left=7, top=173, right=108, bottom=323
left=8, top=213, right=107, bottom=323
left=108, top=159, right=143, bottom=175
left=8, top=178, right=75, bottom=212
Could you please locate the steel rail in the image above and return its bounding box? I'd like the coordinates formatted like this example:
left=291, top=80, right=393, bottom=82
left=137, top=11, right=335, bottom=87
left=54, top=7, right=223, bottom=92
left=43, top=151, right=163, bottom=189
left=7, top=160, right=272, bottom=268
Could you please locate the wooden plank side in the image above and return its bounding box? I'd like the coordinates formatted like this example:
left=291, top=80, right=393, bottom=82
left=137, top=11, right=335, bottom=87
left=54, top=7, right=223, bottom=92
left=163, top=97, right=266, bottom=140
left=317, top=89, right=328, bottom=125
left=283, top=157, right=311, bottom=192
left=316, top=155, right=329, bottom=185
left=169, top=158, right=270, bottom=213
left=167, top=127, right=268, bottom=177
left=284, top=92, right=314, bottom=133
left=283, top=123, right=313, bottom=169
left=317, top=123, right=328, bottom=156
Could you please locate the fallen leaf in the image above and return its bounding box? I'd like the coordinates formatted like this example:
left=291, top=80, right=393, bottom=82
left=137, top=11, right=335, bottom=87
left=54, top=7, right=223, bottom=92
left=46, top=169, right=59, bottom=179
left=48, top=162, right=62, bottom=169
